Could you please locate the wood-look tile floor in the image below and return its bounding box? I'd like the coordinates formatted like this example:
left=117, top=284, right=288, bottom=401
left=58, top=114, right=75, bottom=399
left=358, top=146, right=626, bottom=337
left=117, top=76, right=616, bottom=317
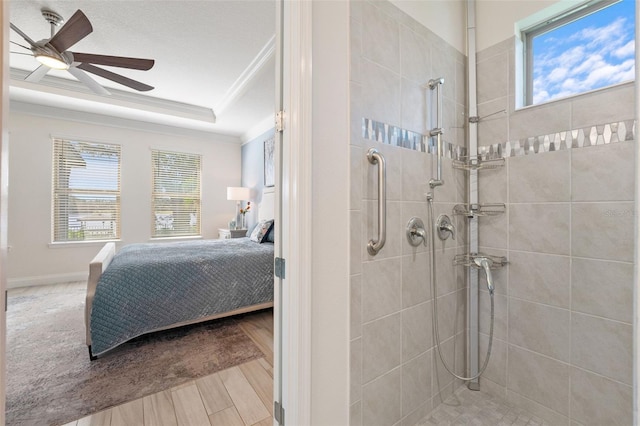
left=9, top=283, right=275, bottom=426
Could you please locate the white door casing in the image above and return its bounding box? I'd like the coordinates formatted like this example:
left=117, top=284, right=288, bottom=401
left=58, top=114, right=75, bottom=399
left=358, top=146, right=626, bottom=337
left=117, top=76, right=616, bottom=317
left=274, top=0, right=313, bottom=423
left=0, top=0, right=10, bottom=423
left=276, top=1, right=350, bottom=424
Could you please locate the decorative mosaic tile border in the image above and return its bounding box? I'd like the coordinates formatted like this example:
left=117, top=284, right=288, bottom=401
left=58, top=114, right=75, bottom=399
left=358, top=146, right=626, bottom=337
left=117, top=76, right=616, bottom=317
left=361, top=118, right=467, bottom=160
left=362, top=117, right=636, bottom=161
left=478, top=120, right=636, bottom=160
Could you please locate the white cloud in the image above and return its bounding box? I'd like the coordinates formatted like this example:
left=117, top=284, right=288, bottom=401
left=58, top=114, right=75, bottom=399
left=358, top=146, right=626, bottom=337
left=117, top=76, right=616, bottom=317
left=560, top=78, right=580, bottom=92
left=576, top=17, right=627, bottom=50
left=585, top=64, right=624, bottom=87
left=533, top=90, right=550, bottom=104
left=560, top=59, right=634, bottom=94
left=570, top=54, right=606, bottom=77
left=532, top=5, right=635, bottom=103
left=613, top=40, right=635, bottom=59
left=548, top=66, right=568, bottom=83
left=617, top=67, right=635, bottom=82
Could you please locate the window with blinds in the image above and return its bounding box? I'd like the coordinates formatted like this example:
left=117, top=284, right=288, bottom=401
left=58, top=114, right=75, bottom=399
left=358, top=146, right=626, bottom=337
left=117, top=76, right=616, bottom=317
left=52, top=138, right=121, bottom=242
left=151, top=149, right=201, bottom=238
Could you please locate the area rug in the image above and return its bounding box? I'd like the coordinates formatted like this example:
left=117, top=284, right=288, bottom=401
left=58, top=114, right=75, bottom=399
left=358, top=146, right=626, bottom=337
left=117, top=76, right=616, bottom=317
left=6, top=285, right=265, bottom=426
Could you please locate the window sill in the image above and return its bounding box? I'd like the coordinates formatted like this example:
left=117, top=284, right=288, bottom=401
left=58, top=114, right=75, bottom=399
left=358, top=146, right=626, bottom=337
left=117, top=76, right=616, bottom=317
left=48, top=239, right=121, bottom=249
left=517, top=80, right=634, bottom=112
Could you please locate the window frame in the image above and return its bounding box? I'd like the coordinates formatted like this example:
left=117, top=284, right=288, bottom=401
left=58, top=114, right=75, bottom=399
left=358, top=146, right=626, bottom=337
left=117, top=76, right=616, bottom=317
left=51, top=137, right=122, bottom=243
left=150, top=149, right=202, bottom=239
left=522, top=0, right=624, bottom=106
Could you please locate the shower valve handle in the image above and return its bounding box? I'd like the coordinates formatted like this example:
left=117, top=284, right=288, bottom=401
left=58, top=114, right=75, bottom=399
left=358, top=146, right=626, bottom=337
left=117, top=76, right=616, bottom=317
left=411, top=227, right=428, bottom=246
left=440, top=223, right=455, bottom=240
left=406, top=217, right=428, bottom=247
left=436, top=214, right=455, bottom=241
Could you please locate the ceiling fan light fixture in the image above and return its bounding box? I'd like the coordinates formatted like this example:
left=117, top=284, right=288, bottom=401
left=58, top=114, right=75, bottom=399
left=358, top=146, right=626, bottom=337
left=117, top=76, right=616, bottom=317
left=35, top=53, right=69, bottom=70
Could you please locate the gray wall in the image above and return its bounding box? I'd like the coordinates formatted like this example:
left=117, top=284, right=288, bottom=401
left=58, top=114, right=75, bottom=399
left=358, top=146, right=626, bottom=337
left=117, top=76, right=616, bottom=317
left=476, top=38, right=634, bottom=425
left=241, top=127, right=275, bottom=229
left=349, top=1, right=468, bottom=424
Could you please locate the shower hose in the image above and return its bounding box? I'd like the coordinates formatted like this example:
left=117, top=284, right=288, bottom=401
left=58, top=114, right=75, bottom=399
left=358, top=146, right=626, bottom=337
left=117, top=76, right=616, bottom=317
left=427, top=197, right=495, bottom=382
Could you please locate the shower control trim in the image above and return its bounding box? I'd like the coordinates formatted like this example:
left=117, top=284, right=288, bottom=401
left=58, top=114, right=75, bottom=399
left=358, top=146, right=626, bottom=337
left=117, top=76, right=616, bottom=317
left=436, top=214, right=455, bottom=240
left=406, top=217, right=428, bottom=247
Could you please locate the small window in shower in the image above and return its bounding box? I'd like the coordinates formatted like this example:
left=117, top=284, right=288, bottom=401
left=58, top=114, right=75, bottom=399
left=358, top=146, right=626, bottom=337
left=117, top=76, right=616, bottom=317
left=522, top=0, right=635, bottom=106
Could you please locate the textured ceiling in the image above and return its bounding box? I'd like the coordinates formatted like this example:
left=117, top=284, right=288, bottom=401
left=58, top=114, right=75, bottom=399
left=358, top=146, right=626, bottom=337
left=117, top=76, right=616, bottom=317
left=9, top=0, right=277, bottom=138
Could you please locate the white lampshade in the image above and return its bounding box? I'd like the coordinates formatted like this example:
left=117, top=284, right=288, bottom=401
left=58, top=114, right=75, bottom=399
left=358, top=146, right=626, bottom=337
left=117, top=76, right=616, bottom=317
left=227, top=186, right=251, bottom=201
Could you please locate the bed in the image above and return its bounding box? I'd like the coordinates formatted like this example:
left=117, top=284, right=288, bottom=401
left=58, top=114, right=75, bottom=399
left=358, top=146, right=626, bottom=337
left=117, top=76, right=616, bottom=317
left=85, top=190, right=275, bottom=359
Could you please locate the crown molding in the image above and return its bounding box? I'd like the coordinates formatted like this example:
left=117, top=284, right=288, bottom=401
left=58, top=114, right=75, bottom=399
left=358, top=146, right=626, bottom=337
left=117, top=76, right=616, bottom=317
left=9, top=100, right=242, bottom=143
left=10, top=67, right=216, bottom=124
left=215, top=34, right=276, bottom=115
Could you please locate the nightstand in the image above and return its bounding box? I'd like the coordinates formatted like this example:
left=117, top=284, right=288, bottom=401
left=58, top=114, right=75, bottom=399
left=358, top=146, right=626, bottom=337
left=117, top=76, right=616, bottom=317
left=218, top=228, right=248, bottom=239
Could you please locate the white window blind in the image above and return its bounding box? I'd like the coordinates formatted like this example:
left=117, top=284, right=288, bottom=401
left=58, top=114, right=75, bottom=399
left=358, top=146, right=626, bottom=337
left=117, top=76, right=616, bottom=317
left=151, top=149, right=201, bottom=238
left=52, top=138, right=121, bottom=242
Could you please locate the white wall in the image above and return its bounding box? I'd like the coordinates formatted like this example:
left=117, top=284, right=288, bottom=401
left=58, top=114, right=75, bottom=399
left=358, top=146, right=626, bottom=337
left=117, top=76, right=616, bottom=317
left=391, top=0, right=585, bottom=53
left=391, top=0, right=466, bottom=53
left=311, top=1, right=350, bottom=424
left=476, top=0, right=583, bottom=51
left=7, top=105, right=242, bottom=286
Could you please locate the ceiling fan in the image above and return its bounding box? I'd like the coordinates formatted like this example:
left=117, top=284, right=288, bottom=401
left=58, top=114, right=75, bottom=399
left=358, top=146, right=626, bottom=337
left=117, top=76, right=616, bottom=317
left=10, top=8, right=155, bottom=95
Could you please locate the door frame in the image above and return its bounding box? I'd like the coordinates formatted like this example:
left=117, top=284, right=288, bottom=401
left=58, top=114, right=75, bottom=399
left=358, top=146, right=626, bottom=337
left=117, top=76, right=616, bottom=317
left=0, top=1, right=9, bottom=424
left=277, top=1, right=351, bottom=424
left=275, top=0, right=313, bottom=423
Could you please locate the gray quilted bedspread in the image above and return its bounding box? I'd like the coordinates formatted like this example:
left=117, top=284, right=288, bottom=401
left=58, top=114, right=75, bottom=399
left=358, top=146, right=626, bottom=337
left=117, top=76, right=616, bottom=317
left=90, top=238, right=274, bottom=356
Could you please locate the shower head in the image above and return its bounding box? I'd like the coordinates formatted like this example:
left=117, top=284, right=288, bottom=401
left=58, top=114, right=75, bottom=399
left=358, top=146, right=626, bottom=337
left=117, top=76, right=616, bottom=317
left=473, top=256, right=493, bottom=268
left=473, top=257, right=495, bottom=294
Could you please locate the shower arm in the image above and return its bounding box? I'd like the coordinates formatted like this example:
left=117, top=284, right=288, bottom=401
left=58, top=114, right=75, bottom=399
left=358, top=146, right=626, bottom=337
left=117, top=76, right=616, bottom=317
left=428, top=78, right=444, bottom=188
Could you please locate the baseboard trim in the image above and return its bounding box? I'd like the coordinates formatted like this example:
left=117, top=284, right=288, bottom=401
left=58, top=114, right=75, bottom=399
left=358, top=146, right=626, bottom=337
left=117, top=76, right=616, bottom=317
left=7, top=272, right=87, bottom=289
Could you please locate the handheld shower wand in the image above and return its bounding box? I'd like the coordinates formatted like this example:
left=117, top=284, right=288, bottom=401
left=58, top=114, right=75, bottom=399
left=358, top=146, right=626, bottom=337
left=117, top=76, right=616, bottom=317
left=473, top=256, right=495, bottom=295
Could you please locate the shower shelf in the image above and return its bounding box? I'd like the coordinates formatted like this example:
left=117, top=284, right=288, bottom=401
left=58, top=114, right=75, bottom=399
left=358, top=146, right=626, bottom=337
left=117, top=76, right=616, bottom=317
left=454, top=253, right=508, bottom=269
left=452, top=156, right=505, bottom=171
left=453, top=203, right=505, bottom=218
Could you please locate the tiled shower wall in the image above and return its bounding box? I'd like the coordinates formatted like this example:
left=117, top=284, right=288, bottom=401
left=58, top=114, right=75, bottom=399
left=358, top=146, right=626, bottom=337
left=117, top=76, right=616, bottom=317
left=349, top=1, right=469, bottom=425
left=475, top=38, right=634, bottom=425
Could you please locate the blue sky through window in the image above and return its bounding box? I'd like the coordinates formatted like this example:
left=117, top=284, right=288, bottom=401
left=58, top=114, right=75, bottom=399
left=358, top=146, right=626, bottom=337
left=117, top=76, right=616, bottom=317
left=532, top=0, right=635, bottom=104
left=69, top=155, right=119, bottom=192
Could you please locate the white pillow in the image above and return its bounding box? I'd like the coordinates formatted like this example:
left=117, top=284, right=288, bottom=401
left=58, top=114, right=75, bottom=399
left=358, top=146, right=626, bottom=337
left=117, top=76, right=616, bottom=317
left=250, top=219, right=274, bottom=243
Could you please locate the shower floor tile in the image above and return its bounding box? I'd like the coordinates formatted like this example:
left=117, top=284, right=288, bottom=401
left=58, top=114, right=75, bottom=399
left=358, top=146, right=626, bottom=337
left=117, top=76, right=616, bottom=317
left=417, top=386, right=550, bottom=426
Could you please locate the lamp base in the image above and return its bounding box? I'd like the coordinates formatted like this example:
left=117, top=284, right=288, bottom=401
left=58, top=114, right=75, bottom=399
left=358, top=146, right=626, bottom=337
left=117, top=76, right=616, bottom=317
left=235, top=202, right=242, bottom=230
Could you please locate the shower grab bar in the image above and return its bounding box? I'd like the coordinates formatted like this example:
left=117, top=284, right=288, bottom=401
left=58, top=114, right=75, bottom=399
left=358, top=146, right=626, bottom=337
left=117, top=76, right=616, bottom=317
left=367, top=148, right=386, bottom=256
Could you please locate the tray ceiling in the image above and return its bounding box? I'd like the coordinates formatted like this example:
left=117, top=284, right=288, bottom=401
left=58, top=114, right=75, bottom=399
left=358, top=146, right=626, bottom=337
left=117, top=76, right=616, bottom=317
left=9, top=0, right=277, bottom=138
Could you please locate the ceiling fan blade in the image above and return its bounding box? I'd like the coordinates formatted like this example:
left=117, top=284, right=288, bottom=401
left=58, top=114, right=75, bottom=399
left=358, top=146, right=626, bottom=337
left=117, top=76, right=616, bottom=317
left=48, top=10, right=93, bottom=52
left=25, top=65, right=50, bottom=83
left=68, top=67, right=111, bottom=95
left=77, top=63, right=154, bottom=92
left=10, top=23, right=39, bottom=48
left=70, top=52, right=154, bottom=70
left=11, top=40, right=32, bottom=51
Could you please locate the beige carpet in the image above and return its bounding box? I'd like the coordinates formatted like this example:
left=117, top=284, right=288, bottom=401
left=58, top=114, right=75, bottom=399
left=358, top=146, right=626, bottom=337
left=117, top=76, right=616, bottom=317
left=6, top=284, right=265, bottom=426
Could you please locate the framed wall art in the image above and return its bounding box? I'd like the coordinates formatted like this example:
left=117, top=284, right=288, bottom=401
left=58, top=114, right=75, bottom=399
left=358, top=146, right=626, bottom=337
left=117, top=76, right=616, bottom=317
left=264, top=137, right=275, bottom=187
